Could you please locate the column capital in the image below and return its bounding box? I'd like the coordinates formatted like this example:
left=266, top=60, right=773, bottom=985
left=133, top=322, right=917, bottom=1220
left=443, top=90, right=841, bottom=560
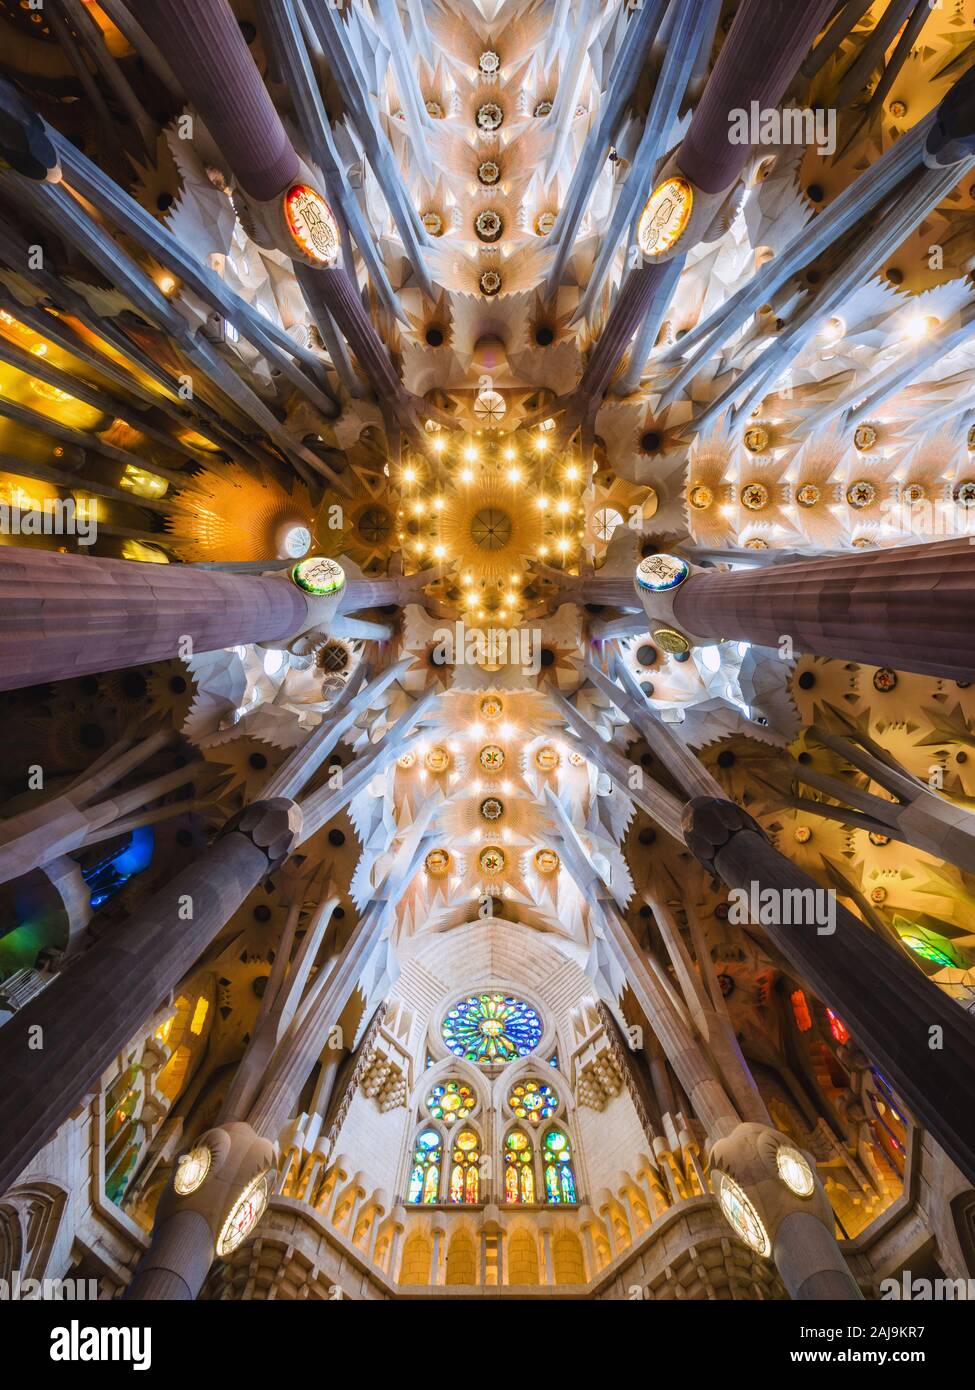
left=681, top=796, right=764, bottom=874
left=221, top=798, right=303, bottom=873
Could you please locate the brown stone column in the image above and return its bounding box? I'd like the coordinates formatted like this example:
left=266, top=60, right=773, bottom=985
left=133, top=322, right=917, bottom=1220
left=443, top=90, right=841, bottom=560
left=678, top=0, right=836, bottom=193
left=0, top=548, right=313, bottom=691
left=672, top=539, right=975, bottom=680
left=682, top=797, right=975, bottom=1185
left=0, top=800, right=300, bottom=1197
left=130, top=0, right=299, bottom=202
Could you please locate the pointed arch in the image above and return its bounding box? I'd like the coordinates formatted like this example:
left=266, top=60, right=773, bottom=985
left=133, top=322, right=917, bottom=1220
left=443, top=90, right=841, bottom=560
left=503, top=1127, right=536, bottom=1204
left=405, top=1127, right=443, bottom=1204
left=542, top=1126, right=577, bottom=1204
left=447, top=1126, right=481, bottom=1204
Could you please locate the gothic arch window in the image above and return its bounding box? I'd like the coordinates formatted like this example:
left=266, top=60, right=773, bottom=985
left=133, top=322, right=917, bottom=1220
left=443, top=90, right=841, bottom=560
left=448, top=1127, right=481, bottom=1203
left=504, top=1128, right=536, bottom=1204
left=542, top=1127, right=577, bottom=1204
left=406, top=1128, right=442, bottom=1204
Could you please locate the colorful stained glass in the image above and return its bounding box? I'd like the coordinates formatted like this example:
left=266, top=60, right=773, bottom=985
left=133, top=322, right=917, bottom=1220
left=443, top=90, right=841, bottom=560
left=504, top=1130, right=535, bottom=1204
left=406, top=1129, right=442, bottom=1204
left=542, top=1128, right=576, bottom=1204
left=442, top=993, right=542, bottom=1066
left=448, top=1128, right=481, bottom=1204
left=508, top=1078, right=558, bottom=1126
left=426, top=1079, right=475, bottom=1125
left=716, top=1173, right=771, bottom=1257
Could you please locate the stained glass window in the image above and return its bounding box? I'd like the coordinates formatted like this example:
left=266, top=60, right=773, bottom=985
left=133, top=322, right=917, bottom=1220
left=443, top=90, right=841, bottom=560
left=504, top=1130, right=535, bottom=1204
left=542, top=1128, right=577, bottom=1204
left=406, top=1129, right=442, bottom=1204
left=426, top=1079, right=475, bottom=1125
left=442, top=993, right=542, bottom=1066
left=508, top=1078, right=558, bottom=1126
left=448, top=1128, right=481, bottom=1204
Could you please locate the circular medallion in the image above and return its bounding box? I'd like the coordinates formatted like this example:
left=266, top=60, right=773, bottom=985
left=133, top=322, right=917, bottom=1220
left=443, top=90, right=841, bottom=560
left=715, top=1172, right=771, bottom=1257
left=868, top=831, right=891, bottom=847
left=480, top=695, right=504, bottom=721
left=740, top=482, right=769, bottom=511
left=471, top=508, right=512, bottom=549
left=776, top=1146, right=815, bottom=1198
left=479, top=269, right=502, bottom=296
left=291, top=556, right=346, bottom=596
left=421, top=210, right=443, bottom=236
left=477, top=159, right=501, bottom=186
left=653, top=627, right=691, bottom=655
left=283, top=184, right=340, bottom=265
left=425, top=848, right=451, bottom=877
left=480, top=796, right=504, bottom=821
left=425, top=99, right=443, bottom=119
left=475, top=208, right=503, bottom=242
left=478, top=845, right=506, bottom=876
left=743, top=425, right=769, bottom=454
left=637, top=176, right=694, bottom=258
left=216, top=1171, right=270, bottom=1256
left=425, top=745, right=451, bottom=773
left=854, top=423, right=878, bottom=452
left=534, top=847, right=560, bottom=875
left=535, top=211, right=556, bottom=236
left=280, top=524, right=312, bottom=558
left=902, top=482, right=926, bottom=505
left=397, top=751, right=417, bottom=769
left=479, top=744, right=505, bottom=772
left=794, top=825, right=812, bottom=844
left=174, top=1146, right=211, bottom=1195
left=568, top=750, right=585, bottom=766
left=954, top=480, right=975, bottom=508
left=847, top=479, right=877, bottom=509
left=688, top=483, right=713, bottom=510
left=478, top=50, right=500, bottom=74
left=534, top=744, right=561, bottom=772
left=534, top=100, right=553, bottom=117
left=476, top=102, right=503, bottom=131
left=636, top=553, right=689, bottom=593
left=796, top=483, right=820, bottom=508
left=870, top=886, right=888, bottom=904
left=474, top=389, right=506, bottom=423
left=744, top=537, right=768, bottom=550
left=873, top=667, right=898, bottom=692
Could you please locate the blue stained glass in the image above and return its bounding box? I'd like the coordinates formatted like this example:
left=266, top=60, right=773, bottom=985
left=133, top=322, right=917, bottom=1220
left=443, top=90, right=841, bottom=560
left=441, top=993, right=542, bottom=1066
left=542, top=1128, right=576, bottom=1204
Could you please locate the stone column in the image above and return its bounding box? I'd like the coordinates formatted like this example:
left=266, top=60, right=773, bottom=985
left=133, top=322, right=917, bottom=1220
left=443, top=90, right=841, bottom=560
left=575, top=0, right=835, bottom=406
left=682, top=796, right=975, bottom=1185
left=0, top=548, right=327, bottom=692
left=130, top=0, right=299, bottom=201
left=670, top=539, right=975, bottom=681
left=0, top=800, right=301, bottom=1198
left=678, top=0, right=836, bottom=194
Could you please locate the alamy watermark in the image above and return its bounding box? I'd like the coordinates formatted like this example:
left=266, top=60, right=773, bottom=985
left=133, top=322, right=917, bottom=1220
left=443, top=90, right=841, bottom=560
left=431, top=621, right=541, bottom=677
left=729, top=101, right=837, bottom=158
left=728, top=882, right=836, bottom=936
left=881, top=1271, right=975, bottom=1300
left=0, top=494, right=97, bottom=545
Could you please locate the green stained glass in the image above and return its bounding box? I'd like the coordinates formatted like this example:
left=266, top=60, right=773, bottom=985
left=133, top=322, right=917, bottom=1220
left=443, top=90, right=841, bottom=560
left=406, top=1128, right=442, bottom=1204
left=442, top=993, right=542, bottom=1066
left=542, top=1128, right=576, bottom=1204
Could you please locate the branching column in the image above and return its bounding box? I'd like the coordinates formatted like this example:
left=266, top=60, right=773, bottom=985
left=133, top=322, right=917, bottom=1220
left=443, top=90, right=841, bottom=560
left=0, top=549, right=320, bottom=691
left=671, top=539, right=975, bottom=680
